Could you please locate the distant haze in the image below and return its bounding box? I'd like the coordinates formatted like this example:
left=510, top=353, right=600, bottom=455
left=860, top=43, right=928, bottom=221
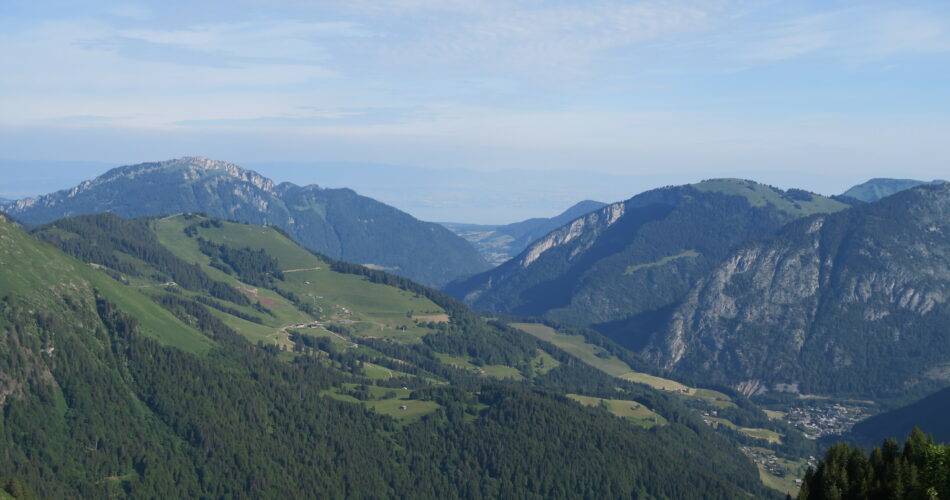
left=2, top=0, right=950, bottom=214
left=0, top=158, right=914, bottom=223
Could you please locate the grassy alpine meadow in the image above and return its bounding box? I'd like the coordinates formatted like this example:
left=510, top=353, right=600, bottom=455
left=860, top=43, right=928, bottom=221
left=513, top=323, right=738, bottom=408
left=511, top=322, right=633, bottom=377
left=0, top=217, right=213, bottom=355
left=566, top=394, right=667, bottom=428
left=154, top=215, right=447, bottom=344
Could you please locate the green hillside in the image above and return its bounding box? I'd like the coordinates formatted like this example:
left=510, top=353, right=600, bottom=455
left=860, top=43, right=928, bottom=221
left=1, top=213, right=212, bottom=354
left=800, top=429, right=950, bottom=500
left=692, top=178, right=847, bottom=217
left=5, top=212, right=781, bottom=498
left=154, top=214, right=448, bottom=345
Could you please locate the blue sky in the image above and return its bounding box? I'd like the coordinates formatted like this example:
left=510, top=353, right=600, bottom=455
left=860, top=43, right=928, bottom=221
left=1, top=0, right=949, bottom=222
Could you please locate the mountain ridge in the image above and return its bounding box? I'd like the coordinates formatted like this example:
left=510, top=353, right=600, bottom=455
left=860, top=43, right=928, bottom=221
left=4, top=157, right=488, bottom=287
left=841, top=178, right=946, bottom=202
left=446, top=178, right=850, bottom=349
left=441, top=200, right=607, bottom=265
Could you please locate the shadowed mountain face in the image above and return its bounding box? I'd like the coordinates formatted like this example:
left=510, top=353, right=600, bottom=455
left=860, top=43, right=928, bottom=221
left=645, top=184, right=950, bottom=399
left=445, top=179, right=849, bottom=349
left=441, top=200, right=607, bottom=265
left=841, top=178, right=946, bottom=202
left=848, top=386, right=950, bottom=445
left=4, top=157, right=488, bottom=287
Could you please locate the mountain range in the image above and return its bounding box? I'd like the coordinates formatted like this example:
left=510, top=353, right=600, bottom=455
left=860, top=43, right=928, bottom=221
left=2, top=157, right=488, bottom=287
left=440, top=200, right=607, bottom=265
left=446, top=179, right=849, bottom=345
left=445, top=178, right=950, bottom=403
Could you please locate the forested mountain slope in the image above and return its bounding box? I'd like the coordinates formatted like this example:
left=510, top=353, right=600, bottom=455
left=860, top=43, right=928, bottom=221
left=0, top=212, right=776, bottom=499
left=442, top=200, right=606, bottom=265
left=646, top=184, right=950, bottom=398
left=4, top=157, right=487, bottom=287
left=798, top=429, right=950, bottom=500
left=848, top=386, right=950, bottom=445
left=446, top=179, right=848, bottom=348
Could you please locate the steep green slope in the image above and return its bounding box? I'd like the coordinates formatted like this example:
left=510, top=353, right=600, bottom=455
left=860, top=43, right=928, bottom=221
left=6, top=157, right=488, bottom=287
left=647, top=183, right=950, bottom=399
left=2, top=214, right=212, bottom=355
left=6, top=212, right=779, bottom=498
left=442, top=200, right=607, bottom=265
left=447, top=179, right=848, bottom=349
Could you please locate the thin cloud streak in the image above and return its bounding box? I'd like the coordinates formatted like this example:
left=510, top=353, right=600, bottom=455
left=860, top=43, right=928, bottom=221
left=1, top=0, right=948, bottom=185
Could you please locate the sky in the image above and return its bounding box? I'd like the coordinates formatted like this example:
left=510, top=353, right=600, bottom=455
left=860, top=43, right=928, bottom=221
left=1, top=0, right=949, bottom=222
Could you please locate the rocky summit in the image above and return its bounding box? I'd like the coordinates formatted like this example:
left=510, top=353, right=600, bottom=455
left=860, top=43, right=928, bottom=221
left=5, top=157, right=488, bottom=287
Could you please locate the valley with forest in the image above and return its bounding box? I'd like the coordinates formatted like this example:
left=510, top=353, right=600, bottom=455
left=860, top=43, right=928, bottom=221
left=0, top=159, right=947, bottom=499
left=4, top=2, right=950, bottom=497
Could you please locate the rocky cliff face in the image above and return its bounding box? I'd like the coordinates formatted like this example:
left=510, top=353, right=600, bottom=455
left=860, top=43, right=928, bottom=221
left=647, top=184, right=950, bottom=397
left=441, top=200, right=607, bottom=265
left=5, top=157, right=488, bottom=286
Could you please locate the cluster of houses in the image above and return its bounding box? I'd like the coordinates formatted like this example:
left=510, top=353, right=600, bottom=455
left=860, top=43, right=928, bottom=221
left=290, top=322, right=323, bottom=329
left=742, top=446, right=818, bottom=483
left=784, top=404, right=868, bottom=439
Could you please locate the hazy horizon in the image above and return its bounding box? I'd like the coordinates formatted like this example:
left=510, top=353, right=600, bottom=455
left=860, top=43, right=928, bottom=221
left=1, top=157, right=942, bottom=224
left=3, top=0, right=950, bottom=222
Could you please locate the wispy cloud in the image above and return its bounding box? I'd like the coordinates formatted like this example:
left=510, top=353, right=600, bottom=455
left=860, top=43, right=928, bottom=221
left=1, top=0, right=949, bottom=184
left=736, top=6, right=950, bottom=63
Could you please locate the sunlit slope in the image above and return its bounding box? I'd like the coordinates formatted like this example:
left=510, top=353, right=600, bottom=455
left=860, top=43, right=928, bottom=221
left=154, top=214, right=447, bottom=344
left=0, top=215, right=211, bottom=354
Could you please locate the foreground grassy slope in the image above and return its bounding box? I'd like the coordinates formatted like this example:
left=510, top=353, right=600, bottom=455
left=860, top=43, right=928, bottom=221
left=0, top=215, right=211, bottom=354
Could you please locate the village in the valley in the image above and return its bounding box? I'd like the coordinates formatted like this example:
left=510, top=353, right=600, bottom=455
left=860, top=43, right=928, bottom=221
left=782, top=403, right=872, bottom=439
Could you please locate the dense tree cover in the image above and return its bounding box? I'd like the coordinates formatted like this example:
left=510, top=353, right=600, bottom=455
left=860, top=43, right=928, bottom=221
left=191, top=294, right=271, bottom=323
left=197, top=237, right=284, bottom=286
left=34, top=213, right=251, bottom=306
left=0, top=215, right=780, bottom=498
left=0, top=291, right=776, bottom=499
left=151, top=293, right=241, bottom=341
left=799, top=429, right=950, bottom=500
